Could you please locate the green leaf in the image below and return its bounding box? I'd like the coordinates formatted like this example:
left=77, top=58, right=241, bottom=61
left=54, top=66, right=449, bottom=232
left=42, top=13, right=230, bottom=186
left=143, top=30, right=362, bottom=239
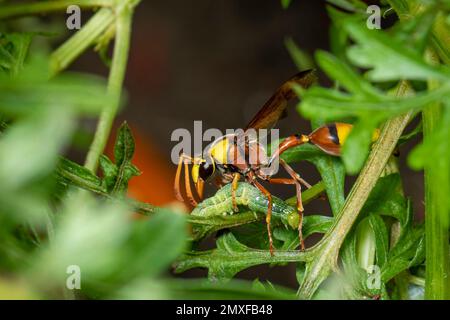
left=99, top=154, right=118, bottom=191
left=32, top=197, right=187, bottom=293
left=312, top=155, right=346, bottom=214
left=114, top=122, right=135, bottom=167
left=281, top=0, right=291, bottom=9
left=341, top=118, right=380, bottom=174
left=0, top=33, right=33, bottom=76
left=329, top=20, right=349, bottom=62
left=335, top=173, right=410, bottom=296
left=398, top=121, right=422, bottom=145
left=232, top=222, right=272, bottom=250
left=0, top=107, right=75, bottom=190
left=367, top=214, right=389, bottom=268
left=378, top=200, right=425, bottom=282
left=117, top=210, right=187, bottom=280
left=341, top=224, right=390, bottom=299
left=392, top=7, right=437, bottom=56
left=298, top=78, right=448, bottom=122
left=0, top=56, right=111, bottom=117
left=381, top=224, right=425, bottom=282
left=0, top=51, right=13, bottom=70
left=408, top=103, right=450, bottom=170
left=32, top=197, right=131, bottom=286
left=344, top=19, right=450, bottom=82
left=315, top=50, right=381, bottom=97
left=285, top=37, right=314, bottom=70
left=340, top=232, right=373, bottom=297
left=386, top=0, right=409, bottom=14
left=56, top=157, right=105, bottom=194
left=277, top=215, right=333, bottom=250
left=98, top=122, right=141, bottom=195
left=116, top=278, right=296, bottom=300
left=360, top=173, right=408, bottom=225
left=326, top=0, right=367, bottom=11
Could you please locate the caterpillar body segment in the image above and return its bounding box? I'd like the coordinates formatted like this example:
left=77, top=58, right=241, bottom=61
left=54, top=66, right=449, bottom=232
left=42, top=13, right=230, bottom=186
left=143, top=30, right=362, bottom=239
left=191, top=182, right=299, bottom=229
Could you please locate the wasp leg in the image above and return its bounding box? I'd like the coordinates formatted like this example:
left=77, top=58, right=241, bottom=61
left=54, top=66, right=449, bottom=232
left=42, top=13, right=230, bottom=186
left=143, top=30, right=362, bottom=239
left=231, top=172, right=241, bottom=212
left=251, top=179, right=275, bottom=256
left=184, top=160, right=198, bottom=207
left=298, top=176, right=312, bottom=189
left=195, top=178, right=205, bottom=201
left=281, top=159, right=306, bottom=250
left=174, top=153, right=191, bottom=203
left=266, top=177, right=304, bottom=250
left=174, top=153, right=199, bottom=207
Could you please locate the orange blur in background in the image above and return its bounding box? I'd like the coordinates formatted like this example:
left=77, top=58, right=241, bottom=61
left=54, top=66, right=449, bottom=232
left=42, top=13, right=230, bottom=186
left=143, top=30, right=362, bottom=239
left=106, top=123, right=176, bottom=207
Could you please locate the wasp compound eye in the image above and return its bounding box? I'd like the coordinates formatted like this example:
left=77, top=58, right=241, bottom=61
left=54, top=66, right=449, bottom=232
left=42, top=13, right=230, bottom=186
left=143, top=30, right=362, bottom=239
left=199, top=161, right=215, bottom=181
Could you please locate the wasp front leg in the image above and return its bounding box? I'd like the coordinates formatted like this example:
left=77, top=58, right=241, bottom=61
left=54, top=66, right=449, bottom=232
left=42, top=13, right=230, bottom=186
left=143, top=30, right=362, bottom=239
left=174, top=153, right=198, bottom=207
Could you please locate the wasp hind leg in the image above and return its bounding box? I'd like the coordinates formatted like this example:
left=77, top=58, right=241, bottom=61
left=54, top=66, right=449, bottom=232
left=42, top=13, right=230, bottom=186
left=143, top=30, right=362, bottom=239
left=251, top=180, right=275, bottom=256
left=281, top=159, right=306, bottom=250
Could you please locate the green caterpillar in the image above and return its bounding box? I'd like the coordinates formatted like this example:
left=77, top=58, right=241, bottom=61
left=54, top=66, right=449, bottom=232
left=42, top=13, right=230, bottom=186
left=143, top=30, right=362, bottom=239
left=191, top=182, right=300, bottom=229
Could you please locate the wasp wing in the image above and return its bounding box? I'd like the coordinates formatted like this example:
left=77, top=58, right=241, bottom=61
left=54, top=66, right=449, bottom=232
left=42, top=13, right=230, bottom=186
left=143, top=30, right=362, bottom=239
left=244, top=69, right=317, bottom=132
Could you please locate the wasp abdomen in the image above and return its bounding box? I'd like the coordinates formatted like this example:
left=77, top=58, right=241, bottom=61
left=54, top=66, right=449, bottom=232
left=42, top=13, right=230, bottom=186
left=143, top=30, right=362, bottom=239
left=308, top=122, right=353, bottom=156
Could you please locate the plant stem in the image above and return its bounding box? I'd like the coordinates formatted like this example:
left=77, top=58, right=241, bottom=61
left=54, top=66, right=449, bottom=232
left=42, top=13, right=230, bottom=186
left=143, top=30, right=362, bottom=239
left=409, top=274, right=426, bottom=287
left=297, top=81, right=414, bottom=299
left=50, top=8, right=115, bottom=75
left=423, top=50, right=450, bottom=300
left=0, top=0, right=112, bottom=20
left=285, top=181, right=325, bottom=207
left=84, top=5, right=133, bottom=171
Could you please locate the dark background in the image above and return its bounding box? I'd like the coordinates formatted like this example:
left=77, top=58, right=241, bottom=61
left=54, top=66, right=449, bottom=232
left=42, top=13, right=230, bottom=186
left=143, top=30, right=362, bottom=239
left=66, top=0, right=423, bottom=289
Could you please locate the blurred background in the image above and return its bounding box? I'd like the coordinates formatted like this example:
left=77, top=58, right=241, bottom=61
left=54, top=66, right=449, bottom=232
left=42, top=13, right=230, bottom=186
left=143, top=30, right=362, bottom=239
left=63, top=0, right=423, bottom=289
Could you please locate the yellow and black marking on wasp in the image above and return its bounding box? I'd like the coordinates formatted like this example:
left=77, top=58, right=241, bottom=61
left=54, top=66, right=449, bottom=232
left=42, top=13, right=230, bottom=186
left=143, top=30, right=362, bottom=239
left=174, top=70, right=379, bottom=256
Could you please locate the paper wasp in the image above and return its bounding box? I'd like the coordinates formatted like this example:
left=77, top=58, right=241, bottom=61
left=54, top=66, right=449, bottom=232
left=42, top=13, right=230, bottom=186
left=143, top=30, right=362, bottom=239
left=174, top=69, right=360, bottom=255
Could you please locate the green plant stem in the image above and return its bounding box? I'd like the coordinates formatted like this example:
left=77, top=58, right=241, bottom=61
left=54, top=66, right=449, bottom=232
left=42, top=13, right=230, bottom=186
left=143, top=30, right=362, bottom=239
left=50, top=8, right=115, bottom=75
left=387, top=0, right=450, bottom=300
left=297, top=81, right=414, bottom=299
left=84, top=6, right=132, bottom=171
left=176, top=247, right=313, bottom=274
left=409, top=275, right=426, bottom=287
left=423, top=50, right=450, bottom=300
left=285, top=181, right=325, bottom=206
left=0, top=0, right=112, bottom=20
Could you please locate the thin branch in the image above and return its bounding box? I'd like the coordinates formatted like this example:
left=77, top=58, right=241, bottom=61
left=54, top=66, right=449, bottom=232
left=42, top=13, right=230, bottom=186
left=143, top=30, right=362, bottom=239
left=50, top=8, right=115, bottom=75
left=84, top=5, right=133, bottom=171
